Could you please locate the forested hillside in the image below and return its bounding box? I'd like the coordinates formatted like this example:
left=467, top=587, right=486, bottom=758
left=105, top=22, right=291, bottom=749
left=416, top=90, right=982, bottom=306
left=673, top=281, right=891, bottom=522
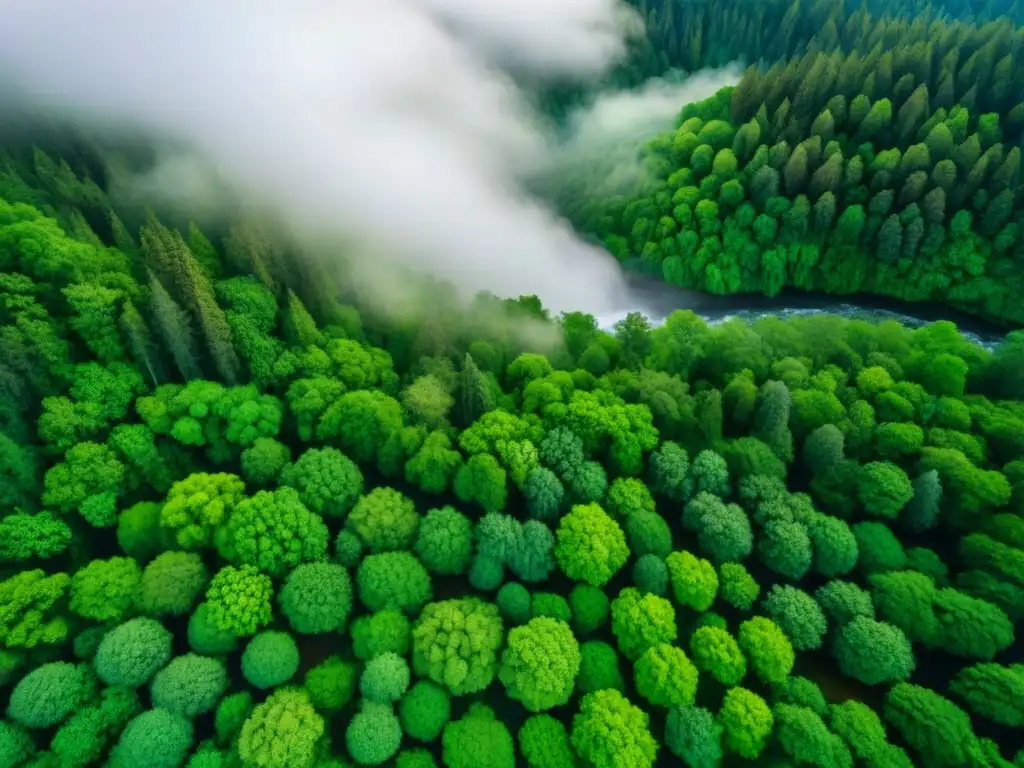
left=554, top=0, right=1024, bottom=325
left=2, top=2, right=1024, bottom=768
left=615, top=0, right=1024, bottom=84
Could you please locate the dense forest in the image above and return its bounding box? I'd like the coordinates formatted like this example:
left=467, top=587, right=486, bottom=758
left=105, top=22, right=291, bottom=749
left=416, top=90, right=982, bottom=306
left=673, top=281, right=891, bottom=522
left=2, top=1, right=1024, bottom=768
left=549, top=0, right=1024, bottom=326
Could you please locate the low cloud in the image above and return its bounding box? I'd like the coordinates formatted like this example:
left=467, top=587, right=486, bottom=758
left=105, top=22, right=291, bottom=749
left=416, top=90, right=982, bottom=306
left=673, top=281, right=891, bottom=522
left=533, top=66, right=742, bottom=211
left=561, top=67, right=742, bottom=155
left=0, top=0, right=731, bottom=317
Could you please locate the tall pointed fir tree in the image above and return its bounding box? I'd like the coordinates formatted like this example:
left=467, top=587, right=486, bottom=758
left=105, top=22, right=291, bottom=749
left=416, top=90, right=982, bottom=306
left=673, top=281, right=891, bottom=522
left=120, top=298, right=165, bottom=387
left=224, top=221, right=282, bottom=295
left=147, top=270, right=202, bottom=382
left=283, top=290, right=324, bottom=349
left=140, top=214, right=182, bottom=297
left=172, top=231, right=240, bottom=385
left=108, top=208, right=140, bottom=258
left=143, top=217, right=240, bottom=385
left=188, top=222, right=221, bottom=280
left=67, top=209, right=103, bottom=248
left=455, top=354, right=493, bottom=428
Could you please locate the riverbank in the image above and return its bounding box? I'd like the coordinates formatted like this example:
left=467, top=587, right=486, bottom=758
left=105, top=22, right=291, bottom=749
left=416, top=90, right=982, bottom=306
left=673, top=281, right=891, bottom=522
left=596, top=274, right=1010, bottom=351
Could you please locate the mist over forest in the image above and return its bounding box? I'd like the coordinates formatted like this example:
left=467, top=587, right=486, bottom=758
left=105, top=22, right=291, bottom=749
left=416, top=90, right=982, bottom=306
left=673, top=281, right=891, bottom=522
left=0, top=2, right=1023, bottom=768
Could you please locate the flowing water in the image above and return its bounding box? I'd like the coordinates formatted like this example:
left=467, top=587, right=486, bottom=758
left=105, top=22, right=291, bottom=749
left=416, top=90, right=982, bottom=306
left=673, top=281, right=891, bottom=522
left=596, top=274, right=1010, bottom=350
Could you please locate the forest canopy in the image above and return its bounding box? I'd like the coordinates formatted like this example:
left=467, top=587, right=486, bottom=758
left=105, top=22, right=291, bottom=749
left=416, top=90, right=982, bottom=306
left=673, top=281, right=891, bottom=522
left=547, top=0, right=1024, bottom=328
left=1, top=0, right=1023, bottom=767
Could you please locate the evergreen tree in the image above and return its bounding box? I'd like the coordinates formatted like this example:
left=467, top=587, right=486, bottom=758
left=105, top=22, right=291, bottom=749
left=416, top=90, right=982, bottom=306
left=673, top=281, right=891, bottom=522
left=179, top=241, right=240, bottom=385
left=990, top=147, right=1020, bottom=192
left=283, top=290, right=324, bottom=349
left=121, top=299, right=164, bottom=387
left=148, top=270, right=202, bottom=382
left=784, top=145, right=809, bottom=196
left=140, top=215, right=182, bottom=297
left=953, top=135, right=982, bottom=176
left=455, top=354, right=493, bottom=427
left=147, top=223, right=240, bottom=386
left=809, top=153, right=842, bottom=200
left=108, top=208, right=140, bottom=259
left=877, top=216, right=903, bottom=263
left=188, top=223, right=221, bottom=279
left=924, top=123, right=955, bottom=161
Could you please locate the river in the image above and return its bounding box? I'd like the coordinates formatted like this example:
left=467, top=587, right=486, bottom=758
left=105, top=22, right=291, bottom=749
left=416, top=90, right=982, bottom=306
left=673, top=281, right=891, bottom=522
left=596, top=275, right=1010, bottom=350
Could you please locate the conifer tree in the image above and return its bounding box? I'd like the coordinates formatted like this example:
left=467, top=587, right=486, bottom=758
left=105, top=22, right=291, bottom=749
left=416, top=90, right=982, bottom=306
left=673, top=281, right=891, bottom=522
left=108, top=208, right=140, bottom=258
left=809, top=153, right=842, bottom=200
left=120, top=299, right=164, bottom=387
left=148, top=270, right=202, bottom=382
left=177, top=235, right=239, bottom=385
left=68, top=209, right=103, bottom=247
left=144, top=218, right=240, bottom=385
left=188, top=223, right=221, bottom=279
left=224, top=221, right=292, bottom=295
left=877, top=216, right=903, bottom=264
left=784, top=145, right=809, bottom=196
left=284, top=290, right=324, bottom=348
left=455, top=354, right=492, bottom=428
left=924, top=123, right=955, bottom=161
left=990, top=147, right=1020, bottom=193
left=953, top=135, right=982, bottom=176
